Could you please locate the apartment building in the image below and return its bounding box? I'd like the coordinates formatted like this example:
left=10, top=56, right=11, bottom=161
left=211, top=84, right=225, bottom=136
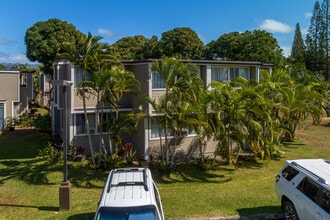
left=50, top=59, right=272, bottom=159
left=0, top=70, right=34, bottom=130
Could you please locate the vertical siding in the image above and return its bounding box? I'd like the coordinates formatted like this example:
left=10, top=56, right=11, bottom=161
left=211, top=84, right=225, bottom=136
left=124, top=63, right=151, bottom=157
left=0, top=71, right=20, bottom=118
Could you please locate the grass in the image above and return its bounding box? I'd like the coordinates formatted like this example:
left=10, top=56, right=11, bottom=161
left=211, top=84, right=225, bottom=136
left=0, top=117, right=330, bottom=220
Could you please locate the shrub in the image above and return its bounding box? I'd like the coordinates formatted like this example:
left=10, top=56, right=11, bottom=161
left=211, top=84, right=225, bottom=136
left=33, top=114, right=51, bottom=133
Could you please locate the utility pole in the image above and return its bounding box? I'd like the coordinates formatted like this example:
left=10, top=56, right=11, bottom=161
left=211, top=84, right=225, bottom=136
left=51, top=79, right=72, bottom=211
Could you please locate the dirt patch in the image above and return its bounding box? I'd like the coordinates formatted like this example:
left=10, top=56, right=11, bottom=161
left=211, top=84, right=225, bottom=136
left=295, top=117, right=330, bottom=148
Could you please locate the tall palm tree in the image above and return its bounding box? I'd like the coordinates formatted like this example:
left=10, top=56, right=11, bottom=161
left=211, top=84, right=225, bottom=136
left=151, top=58, right=182, bottom=165
left=58, top=32, right=105, bottom=164
left=102, top=65, right=140, bottom=155
left=150, top=58, right=202, bottom=167
left=186, top=89, right=214, bottom=165
left=208, top=82, right=241, bottom=164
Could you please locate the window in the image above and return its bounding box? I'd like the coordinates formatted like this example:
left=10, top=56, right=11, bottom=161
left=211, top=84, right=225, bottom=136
left=99, top=112, right=117, bottom=132
left=74, top=67, right=91, bottom=87
left=0, top=105, right=4, bottom=130
left=230, top=67, right=250, bottom=81
left=320, top=189, right=330, bottom=214
left=211, top=67, right=228, bottom=82
left=95, top=206, right=159, bottom=220
left=150, top=118, right=195, bottom=138
left=152, top=71, right=165, bottom=89
left=75, top=114, right=96, bottom=134
left=281, top=166, right=299, bottom=181
left=297, top=177, right=320, bottom=202
left=20, top=74, right=27, bottom=86
left=237, top=67, right=250, bottom=80
left=150, top=117, right=173, bottom=138
left=211, top=67, right=250, bottom=82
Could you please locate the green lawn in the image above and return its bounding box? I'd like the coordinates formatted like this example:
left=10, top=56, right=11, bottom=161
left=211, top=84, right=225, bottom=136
left=0, top=118, right=329, bottom=220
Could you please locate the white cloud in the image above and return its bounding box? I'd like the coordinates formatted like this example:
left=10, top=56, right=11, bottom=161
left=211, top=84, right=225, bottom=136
left=98, top=28, right=114, bottom=37
left=0, top=38, right=13, bottom=45
left=259, top=19, right=292, bottom=33
left=301, top=28, right=308, bottom=35
left=10, top=54, right=30, bottom=63
left=281, top=45, right=291, bottom=57
left=305, top=12, right=312, bottom=18
left=0, top=51, right=31, bottom=63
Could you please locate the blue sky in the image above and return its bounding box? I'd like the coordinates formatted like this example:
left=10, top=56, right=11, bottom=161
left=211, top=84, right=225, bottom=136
left=0, top=0, right=316, bottom=63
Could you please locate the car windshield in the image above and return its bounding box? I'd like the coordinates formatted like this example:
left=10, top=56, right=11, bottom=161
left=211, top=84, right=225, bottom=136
left=95, top=205, right=159, bottom=220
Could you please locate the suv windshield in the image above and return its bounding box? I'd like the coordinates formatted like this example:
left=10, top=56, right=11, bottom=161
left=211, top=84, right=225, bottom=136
left=95, top=205, right=159, bottom=220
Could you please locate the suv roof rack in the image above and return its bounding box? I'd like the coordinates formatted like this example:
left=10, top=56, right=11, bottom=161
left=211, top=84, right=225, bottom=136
left=107, top=168, right=149, bottom=192
left=291, top=161, right=329, bottom=186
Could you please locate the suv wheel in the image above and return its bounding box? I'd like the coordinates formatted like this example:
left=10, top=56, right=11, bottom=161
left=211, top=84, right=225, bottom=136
left=282, top=200, right=299, bottom=220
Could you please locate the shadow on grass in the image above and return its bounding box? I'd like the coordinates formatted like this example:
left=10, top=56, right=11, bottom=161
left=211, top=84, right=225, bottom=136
left=0, top=203, right=58, bottom=211
left=0, top=128, right=43, bottom=160
left=0, top=157, right=60, bottom=185
left=67, top=163, right=108, bottom=188
left=152, top=164, right=233, bottom=184
left=0, top=156, right=107, bottom=188
left=67, top=212, right=95, bottom=220
left=237, top=206, right=284, bottom=219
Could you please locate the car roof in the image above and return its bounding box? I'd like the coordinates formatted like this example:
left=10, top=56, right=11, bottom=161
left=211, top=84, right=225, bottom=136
left=100, top=167, right=156, bottom=207
left=286, top=159, right=330, bottom=187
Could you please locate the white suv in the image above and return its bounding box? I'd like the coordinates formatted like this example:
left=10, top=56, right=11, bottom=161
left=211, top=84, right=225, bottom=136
left=94, top=167, right=165, bottom=220
left=275, top=159, right=330, bottom=220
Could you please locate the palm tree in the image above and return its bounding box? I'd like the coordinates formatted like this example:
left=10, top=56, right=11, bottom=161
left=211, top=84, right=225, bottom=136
left=150, top=58, right=203, bottom=167
left=150, top=58, right=182, bottom=166
left=166, top=62, right=203, bottom=166
left=258, top=69, right=326, bottom=143
left=102, top=65, right=140, bottom=155
left=208, top=81, right=245, bottom=164
left=58, top=32, right=105, bottom=164
left=186, top=89, right=214, bottom=165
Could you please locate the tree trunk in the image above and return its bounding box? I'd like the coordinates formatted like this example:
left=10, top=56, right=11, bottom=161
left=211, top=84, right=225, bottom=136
left=82, top=87, right=95, bottom=164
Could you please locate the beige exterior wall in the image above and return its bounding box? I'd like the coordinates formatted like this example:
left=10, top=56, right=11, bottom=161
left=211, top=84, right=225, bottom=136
left=0, top=71, right=20, bottom=119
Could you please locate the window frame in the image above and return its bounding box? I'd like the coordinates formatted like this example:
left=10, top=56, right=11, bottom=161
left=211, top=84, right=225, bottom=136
left=152, top=71, right=165, bottom=89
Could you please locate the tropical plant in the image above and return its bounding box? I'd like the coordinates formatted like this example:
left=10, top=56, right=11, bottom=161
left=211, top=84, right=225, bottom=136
left=57, top=32, right=105, bottom=164
left=209, top=81, right=249, bottom=164
left=149, top=58, right=203, bottom=167
left=5, top=117, right=17, bottom=131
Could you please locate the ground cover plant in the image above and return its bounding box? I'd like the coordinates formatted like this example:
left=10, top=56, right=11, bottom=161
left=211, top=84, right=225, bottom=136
left=0, top=117, right=329, bottom=219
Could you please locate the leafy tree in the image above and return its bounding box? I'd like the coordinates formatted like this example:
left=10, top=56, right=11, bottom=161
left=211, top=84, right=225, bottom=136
left=287, top=63, right=320, bottom=85
left=110, top=35, right=149, bottom=60
left=140, top=36, right=160, bottom=59
left=290, top=23, right=305, bottom=64
left=0, top=64, right=6, bottom=69
left=25, top=18, right=85, bottom=74
left=203, top=30, right=285, bottom=69
left=158, top=27, right=204, bottom=59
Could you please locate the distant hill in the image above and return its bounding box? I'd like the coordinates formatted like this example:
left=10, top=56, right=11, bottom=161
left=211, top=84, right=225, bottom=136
left=0, top=63, right=40, bottom=70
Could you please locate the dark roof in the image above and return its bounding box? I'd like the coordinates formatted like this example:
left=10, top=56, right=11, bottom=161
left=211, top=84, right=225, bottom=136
left=121, top=58, right=273, bottom=66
